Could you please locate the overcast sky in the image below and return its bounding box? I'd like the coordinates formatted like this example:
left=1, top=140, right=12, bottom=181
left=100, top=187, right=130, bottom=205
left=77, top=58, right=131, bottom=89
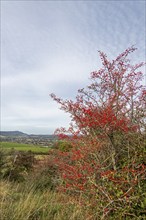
left=1, top=0, right=146, bottom=134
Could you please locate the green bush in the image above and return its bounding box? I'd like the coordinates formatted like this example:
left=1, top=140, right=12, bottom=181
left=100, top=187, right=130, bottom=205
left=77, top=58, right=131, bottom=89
left=53, top=140, right=72, bottom=152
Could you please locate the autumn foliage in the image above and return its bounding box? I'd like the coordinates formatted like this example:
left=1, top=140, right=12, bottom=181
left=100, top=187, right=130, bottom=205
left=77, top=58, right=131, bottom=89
left=50, top=47, right=146, bottom=219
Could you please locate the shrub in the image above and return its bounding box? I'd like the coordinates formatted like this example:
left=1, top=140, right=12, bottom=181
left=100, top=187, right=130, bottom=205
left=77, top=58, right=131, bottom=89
left=53, top=140, right=72, bottom=152
left=50, top=47, right=146, bottom=218
left=0, top=150, right=36, bottom=182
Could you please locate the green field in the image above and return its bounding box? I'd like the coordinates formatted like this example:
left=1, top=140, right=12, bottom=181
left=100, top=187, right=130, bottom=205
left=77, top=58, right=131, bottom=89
left=0, top=142, right=50, bottom=154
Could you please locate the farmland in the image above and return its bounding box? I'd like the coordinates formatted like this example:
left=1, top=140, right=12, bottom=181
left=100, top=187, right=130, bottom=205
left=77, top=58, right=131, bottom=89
left=0, top=142, right=50, bottom=154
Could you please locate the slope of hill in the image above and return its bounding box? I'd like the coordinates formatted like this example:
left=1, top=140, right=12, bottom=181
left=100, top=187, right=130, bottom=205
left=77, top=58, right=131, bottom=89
left=0, top=131, right=28, bottom=137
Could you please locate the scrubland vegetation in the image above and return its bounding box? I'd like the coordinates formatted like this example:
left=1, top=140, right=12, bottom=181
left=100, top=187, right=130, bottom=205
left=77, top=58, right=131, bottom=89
left=1, top=47, right=146, bottom=219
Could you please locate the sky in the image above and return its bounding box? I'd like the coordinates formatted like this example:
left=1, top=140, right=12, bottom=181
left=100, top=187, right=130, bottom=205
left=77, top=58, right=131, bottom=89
left=1, top=0, right=146, bottom=134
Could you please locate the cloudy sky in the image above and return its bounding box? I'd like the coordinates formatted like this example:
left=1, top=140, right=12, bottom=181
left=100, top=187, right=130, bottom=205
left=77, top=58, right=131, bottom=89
left=1, top=0, right=146, bottom=134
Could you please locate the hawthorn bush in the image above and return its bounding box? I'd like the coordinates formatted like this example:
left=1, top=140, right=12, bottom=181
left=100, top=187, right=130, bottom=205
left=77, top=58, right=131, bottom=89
left=50, top=46, right=146, bottom=218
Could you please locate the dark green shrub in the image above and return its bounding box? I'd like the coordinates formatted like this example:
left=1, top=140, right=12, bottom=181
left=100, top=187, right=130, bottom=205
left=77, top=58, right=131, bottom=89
left=13, top=150, right=36, bottom=171
left=0, top=150, right=36, bottom=182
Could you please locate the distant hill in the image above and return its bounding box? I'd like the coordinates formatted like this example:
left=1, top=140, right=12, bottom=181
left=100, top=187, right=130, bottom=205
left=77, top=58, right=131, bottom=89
left=0, top=131, right=56, bottom=139
left=0, top=131, right=57, bottom=145
left=0, top=131, right=28, bottom=137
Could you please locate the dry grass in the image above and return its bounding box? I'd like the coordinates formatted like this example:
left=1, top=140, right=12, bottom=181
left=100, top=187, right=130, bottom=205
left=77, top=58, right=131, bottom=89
left=0, top=180, right=93, bottom=220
